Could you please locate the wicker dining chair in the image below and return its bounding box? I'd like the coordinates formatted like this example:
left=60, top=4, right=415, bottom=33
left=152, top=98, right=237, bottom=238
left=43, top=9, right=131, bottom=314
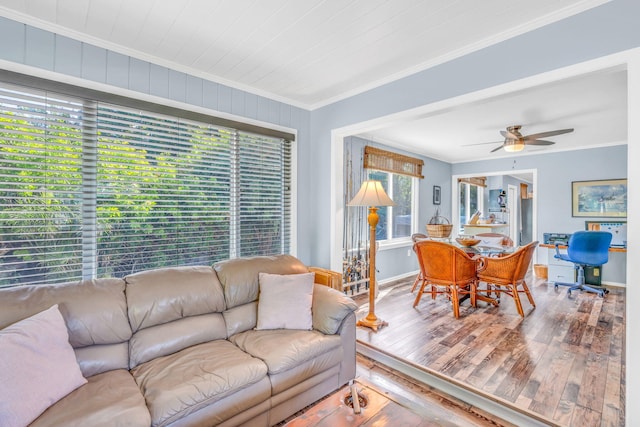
left=476, top=241, right=538, bottom=317
left=413, top=240, right=478, bottom=318
left=410, top=233, right=428, bottom=293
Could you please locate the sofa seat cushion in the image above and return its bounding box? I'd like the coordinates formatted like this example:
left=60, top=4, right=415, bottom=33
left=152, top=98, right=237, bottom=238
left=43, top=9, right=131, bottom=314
left=131, top=340, right=268, bottom=427
left=30, top=369, right=150, bottom=427
left=231, top=330, right=343, bottom=395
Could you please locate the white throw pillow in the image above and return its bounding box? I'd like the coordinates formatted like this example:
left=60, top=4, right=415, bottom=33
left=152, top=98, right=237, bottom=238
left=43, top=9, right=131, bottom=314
left=256, top=272, right=315, bottom=330
left=0, top=305, right=87, bottom=427
left=478, top=236, right=505, bottom=249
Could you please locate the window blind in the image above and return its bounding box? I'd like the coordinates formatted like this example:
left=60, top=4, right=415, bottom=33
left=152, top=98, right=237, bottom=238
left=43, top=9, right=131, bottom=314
left=363, top=145, right=424, bottom=179
left=458, top=176, right=487, bottom=187
left=94, top=104, right=234, bottom=278
left=0, top=80, right=292, bottom=287
left=0, top=84, right=84, bottom=285
left=237, top=132, right=291, bottom=257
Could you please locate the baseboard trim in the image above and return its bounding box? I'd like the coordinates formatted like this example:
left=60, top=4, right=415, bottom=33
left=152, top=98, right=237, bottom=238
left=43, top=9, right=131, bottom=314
left=356, top=341, right=557, bottom=427
left=379, top=270, right=419, bottom=286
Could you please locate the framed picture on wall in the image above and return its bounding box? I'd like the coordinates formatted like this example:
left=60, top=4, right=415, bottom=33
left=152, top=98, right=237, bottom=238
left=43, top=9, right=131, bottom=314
left=572, top=179, right=627, bottom=218
left=433, top=185, right=441, bottom=205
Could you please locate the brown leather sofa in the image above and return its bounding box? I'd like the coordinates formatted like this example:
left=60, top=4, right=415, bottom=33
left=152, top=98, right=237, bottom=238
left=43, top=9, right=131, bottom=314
left=0, top=255, right=357, bottom=427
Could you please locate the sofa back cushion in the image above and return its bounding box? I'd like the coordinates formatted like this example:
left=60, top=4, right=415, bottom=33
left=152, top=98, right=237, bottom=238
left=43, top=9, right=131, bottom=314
left=125, top=266, right=228, bottom=368
left=214, top=255, right=308, bottom=309
left=215, top=255, right=310, bottom=337
left=0, top=279, right=131, bottom=377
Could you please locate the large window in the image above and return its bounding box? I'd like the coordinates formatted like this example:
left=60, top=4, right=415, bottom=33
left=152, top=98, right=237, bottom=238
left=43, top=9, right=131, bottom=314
left=368, top=170, right=416, bottom=242
left=0, top=79, right=292, bottom=287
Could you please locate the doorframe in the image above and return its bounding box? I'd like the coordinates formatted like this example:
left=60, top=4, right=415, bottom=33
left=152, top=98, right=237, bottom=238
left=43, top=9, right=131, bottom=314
left=451, top=169, right=537, bottom=260
left=508, top=184, right=518, bottom=245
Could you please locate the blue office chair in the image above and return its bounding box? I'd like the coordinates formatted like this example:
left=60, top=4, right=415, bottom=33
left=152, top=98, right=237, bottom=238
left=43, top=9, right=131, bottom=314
left=553, top=231, right=612, bottom=297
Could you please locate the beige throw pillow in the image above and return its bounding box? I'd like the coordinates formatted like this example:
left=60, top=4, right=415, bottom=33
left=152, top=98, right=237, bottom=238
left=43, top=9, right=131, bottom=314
left=256, top=272, right=314, bottom=330
left=0, top=305, right=87, bottom=427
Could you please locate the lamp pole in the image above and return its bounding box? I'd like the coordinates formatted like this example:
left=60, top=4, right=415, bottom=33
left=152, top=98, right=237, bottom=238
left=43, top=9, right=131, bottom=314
left=347, top=180, right=393, bottom=332
left=356, top=205, right=388, bottom=331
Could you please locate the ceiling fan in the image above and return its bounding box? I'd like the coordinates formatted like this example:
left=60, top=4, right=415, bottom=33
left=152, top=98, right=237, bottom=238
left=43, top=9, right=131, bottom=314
left=473, top=125, right=574, bottom=153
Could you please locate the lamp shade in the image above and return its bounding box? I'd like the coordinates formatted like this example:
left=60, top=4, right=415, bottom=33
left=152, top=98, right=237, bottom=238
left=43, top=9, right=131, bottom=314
left=348, top=180, right=395, bottom=207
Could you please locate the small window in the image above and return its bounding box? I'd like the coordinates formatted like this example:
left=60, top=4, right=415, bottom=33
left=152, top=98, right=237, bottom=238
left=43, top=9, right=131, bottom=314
left=368, top=170, right=416, bottom=242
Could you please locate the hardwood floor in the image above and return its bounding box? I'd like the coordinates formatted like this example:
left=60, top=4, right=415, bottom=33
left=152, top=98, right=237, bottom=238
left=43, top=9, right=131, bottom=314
left=353, top=275, right=626, bottom=427
left=280, top=354, right=513, bottom=426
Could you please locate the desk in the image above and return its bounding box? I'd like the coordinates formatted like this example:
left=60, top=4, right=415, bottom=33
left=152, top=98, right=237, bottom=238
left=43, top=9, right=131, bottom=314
left=540, top=243, right=627, bottom=285
left=539, top=243, right=627, bottom=253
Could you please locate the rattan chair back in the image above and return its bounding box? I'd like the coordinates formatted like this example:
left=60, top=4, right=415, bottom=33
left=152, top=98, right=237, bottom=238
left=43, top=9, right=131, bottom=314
left=412, top=240, right=478, bottom=318
left=476, top=241, right=538, bottom=317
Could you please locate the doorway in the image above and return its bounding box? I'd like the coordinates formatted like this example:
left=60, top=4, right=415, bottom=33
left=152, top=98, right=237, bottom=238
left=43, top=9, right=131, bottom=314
left=451, top=169, right=537, bottom=256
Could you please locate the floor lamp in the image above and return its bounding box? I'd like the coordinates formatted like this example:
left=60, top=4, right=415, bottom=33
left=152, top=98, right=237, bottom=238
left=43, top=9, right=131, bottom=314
left=348, top=180, right=394, bottom=332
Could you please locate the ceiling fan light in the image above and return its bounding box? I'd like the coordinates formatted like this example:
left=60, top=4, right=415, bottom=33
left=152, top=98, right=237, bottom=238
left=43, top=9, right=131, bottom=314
left=503, top=139, right=525, bottom=152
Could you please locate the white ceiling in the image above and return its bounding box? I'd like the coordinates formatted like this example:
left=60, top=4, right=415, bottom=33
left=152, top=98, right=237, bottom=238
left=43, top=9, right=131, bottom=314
left=0, top=0, right=608, bottom=108
left=0, top=0, right=624, bottom=163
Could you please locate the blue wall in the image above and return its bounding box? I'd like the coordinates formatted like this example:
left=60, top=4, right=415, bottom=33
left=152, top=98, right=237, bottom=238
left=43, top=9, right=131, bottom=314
left=309, top=0, right=640, bottom=267
left=453, top=145, right=628, bottom=241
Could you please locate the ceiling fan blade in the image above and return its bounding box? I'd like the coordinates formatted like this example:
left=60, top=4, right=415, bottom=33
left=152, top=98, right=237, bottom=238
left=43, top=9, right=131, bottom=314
left=463, top=140, right=503, bottom=147
left=500, top=130, right=519, bottom=139
left=523, top=128, right=573, bottom=140
left=525, top=139, right=555, bottom=146
left=490, top=145, right=505, bottom=153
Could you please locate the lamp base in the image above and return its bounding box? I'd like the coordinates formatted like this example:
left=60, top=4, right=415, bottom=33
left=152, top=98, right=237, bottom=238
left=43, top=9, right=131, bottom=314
left=356, top=315, right=389, bottom=332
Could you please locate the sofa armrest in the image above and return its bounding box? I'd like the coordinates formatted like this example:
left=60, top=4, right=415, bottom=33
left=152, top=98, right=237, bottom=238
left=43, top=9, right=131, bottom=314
left=309, top=266, right=343, bottom=291
left=311, top=284, right=357, bottom=335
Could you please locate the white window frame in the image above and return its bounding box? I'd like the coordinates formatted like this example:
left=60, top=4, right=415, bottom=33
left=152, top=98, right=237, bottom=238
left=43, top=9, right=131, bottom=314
left=375, top=172, right=419, bottom=250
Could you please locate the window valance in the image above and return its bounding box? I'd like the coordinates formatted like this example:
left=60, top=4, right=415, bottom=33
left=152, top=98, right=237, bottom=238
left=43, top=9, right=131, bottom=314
left=363, top=146, right=424, bottom=179
left=457, top=177, right=487, bottom=187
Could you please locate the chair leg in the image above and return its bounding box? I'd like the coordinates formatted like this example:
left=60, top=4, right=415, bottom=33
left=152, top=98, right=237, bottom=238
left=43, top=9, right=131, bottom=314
left=470, top=282, right=477, bottom=308
left=521, top=281, right=536, bottom=307
left=413, top=280, right=428, bottom=308
left=511, top=284, right=525, bottom=317
left=450, top=285, right=460, bottom=318
left=411, top=273, right=422, bottom=293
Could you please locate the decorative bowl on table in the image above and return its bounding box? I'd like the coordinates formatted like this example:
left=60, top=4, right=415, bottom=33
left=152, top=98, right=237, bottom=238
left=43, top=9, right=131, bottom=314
left=455, top=237, right=481, bottom=247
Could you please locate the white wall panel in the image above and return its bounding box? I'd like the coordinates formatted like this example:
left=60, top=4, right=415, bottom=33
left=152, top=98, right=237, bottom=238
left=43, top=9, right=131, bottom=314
left=243, top=92, right=258, bottom=120
left=25, top=26, right=53, bottom=70
left=106, top=51, right=129, bottom=88
left=231, top=89, right=244, bottom=116
left=54, top=35, right=81, bottom=77
left=185, top=75, right=203, bottom=107
left=0, top=17, right=24, bottom=63
left=168, top=69, right=186, bottom=103
left=81, top=43, right=106, bottom=83
left=128, top=57, right=150, bottom=94
left=149, top=64, right=169, bottom=98
left=202, top=80, right=219, bottom=111
left=279, top=103, right=291, bottom=128
left=217, top=85, right=232, bottom=114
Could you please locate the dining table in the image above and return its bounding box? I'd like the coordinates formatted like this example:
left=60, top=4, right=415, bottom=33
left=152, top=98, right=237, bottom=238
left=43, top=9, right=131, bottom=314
left=418, top=238, right=512, bottom=307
